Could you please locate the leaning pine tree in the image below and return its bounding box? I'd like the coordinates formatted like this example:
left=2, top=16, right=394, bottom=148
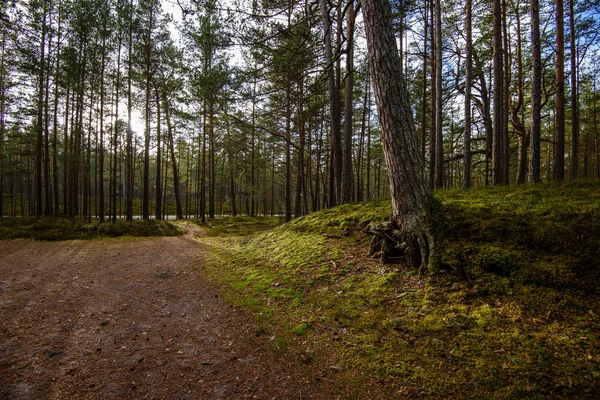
left=362, top=0, right=436, bottom=273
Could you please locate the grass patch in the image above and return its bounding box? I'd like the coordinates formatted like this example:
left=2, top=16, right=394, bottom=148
left=0, top=217, right=184, bottom=240
left=196, top=182, right=600, bottom=398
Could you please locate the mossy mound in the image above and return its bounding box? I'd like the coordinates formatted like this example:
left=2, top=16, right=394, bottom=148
left=197, top=182, right=600, bottom=399
left=438, top=182, right=600, bottom=292
left=0, top=217, right=184, bottom=240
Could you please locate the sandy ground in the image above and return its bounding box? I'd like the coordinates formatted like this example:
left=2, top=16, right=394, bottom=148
left=0, top=229, right=331, bottom=399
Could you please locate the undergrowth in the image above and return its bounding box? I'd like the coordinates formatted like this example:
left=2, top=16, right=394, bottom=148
left=196, top=182, right=600, bottom=399
left=0, top=217, right=184, bottom=240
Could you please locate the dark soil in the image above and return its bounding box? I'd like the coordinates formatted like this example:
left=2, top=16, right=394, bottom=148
left=0, top=227, right=334, bottom=399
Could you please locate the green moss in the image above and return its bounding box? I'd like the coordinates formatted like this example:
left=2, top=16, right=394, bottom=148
left=292, top=321, right=313, bottom=335
left=196, top=182, right=600, bottom=398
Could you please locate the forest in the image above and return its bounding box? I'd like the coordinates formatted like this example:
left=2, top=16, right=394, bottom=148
left=2, top=0, right=600, bottom=397
left=0, top=0, right=599, bottom=223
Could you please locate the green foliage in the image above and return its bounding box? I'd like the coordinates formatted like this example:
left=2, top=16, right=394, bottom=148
left=0, top=217, right=183, bottom=240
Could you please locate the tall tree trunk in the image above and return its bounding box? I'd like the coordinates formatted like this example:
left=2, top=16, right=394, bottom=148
left=200, top=100, right=207, bottom=223
left=72, top=48, right=87, bottom=218
left=554, top=0, right=565, bottom=181
left=428, top=0, right=436, bottom=189
left=366, top=92, right=372, bottom=200
left=320, top=0, right=342, bottom=205
left=341, top=0, right=355, bottom=203
left=295, top=76, right=306, bottom=217
left=112, top=32, right=122, bottom=222
left=315, top=109, right=323, bottom=211
left=421, top=0, right=428, bottom=167
left=528, top=0, right=542, bottom=183
left=155, top=86, right=162, bottom=220
left=209, top=95, right=215, bottom=219
left=126, top=0, right=134, bottom=221
left=251, top=76, right=256, bottom=215
left=463, top=0, right=472, bottom=189
left=492, top=0, right=504, bottom=184
left=285, top=85, right=292, bottom=222
left=363, top=0, right=435, bottom=272
left=502, top=0, right=510, bottom=184
left=511, top=0, right=528, bottom=184
left=569, top=0, right=578, bottom=180
left=0, top=31, right=5, bottom=220
left=163, top=94, right=183, bottom=219
left=142, top=10, right=154, bottom=220
left=35, top=0, right=48, bottom=217
left=472, top=51, right=494, bottom=185
left=43, top=28, right=53, bottom=216
left=52, top=12, right=62, bottom=215
left=434, top=0, right=443, bottom=189
left=99, top=31, right=107, bottom=223
left=356, top=69, right=370, bottom=202
left=63, top=82, right=70, bottom=215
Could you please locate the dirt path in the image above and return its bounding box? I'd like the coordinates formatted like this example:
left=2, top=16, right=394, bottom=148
left=0, top=231, right=329, bottom=399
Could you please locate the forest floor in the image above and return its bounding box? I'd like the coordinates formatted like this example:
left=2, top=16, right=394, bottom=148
left=0, top=225, right=338, bottom=400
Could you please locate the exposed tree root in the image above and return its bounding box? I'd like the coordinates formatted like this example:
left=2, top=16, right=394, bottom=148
left=368, top=221, right=434, bottom=275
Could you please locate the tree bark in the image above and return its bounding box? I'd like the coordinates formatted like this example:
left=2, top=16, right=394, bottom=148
left=463, top=0, right=472, bottom=189
left=502, top=0, right=510, bottom=184
left=569, top=0, right=578, bottom=180
left=155, top=86, right=162, bottom=220
left=142, top=7, right=154, bottom=220
left=35, top=0, right=48, bottom=217
left=554, top=0, right=565, bottom=181
left=362, top=0, right=435, bottom=272
left=492, top=0, right=504, bottom=185
left=529, top=0, right=542, bottom=183
left=209, top=95, right=215, bottom=219
left=99, top=28, right=107, bottom=223
left=510, top=0, right=527, bottom=184
left=52, top=9, right=63, bottom=215
left=112, top=30, right=122, bottom=222
left=126, top=0, right=134, bottom=221
left=428, top=0, right=436, bottom=189
left=434, top=0, right=443, bottom=189
left=320, top=0, right=342, bottom=205
left=0, top=31, right=5, bottom=220
left=163, top=94, right=183, bottom=219
left=341, top=0, right=355, bottom=203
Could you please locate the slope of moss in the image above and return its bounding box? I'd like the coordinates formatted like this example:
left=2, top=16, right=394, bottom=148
left=196, top=182, right=600, bottom=399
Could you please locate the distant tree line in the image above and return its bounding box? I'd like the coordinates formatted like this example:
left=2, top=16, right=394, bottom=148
left=0, top=0, right=599, bottom=221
